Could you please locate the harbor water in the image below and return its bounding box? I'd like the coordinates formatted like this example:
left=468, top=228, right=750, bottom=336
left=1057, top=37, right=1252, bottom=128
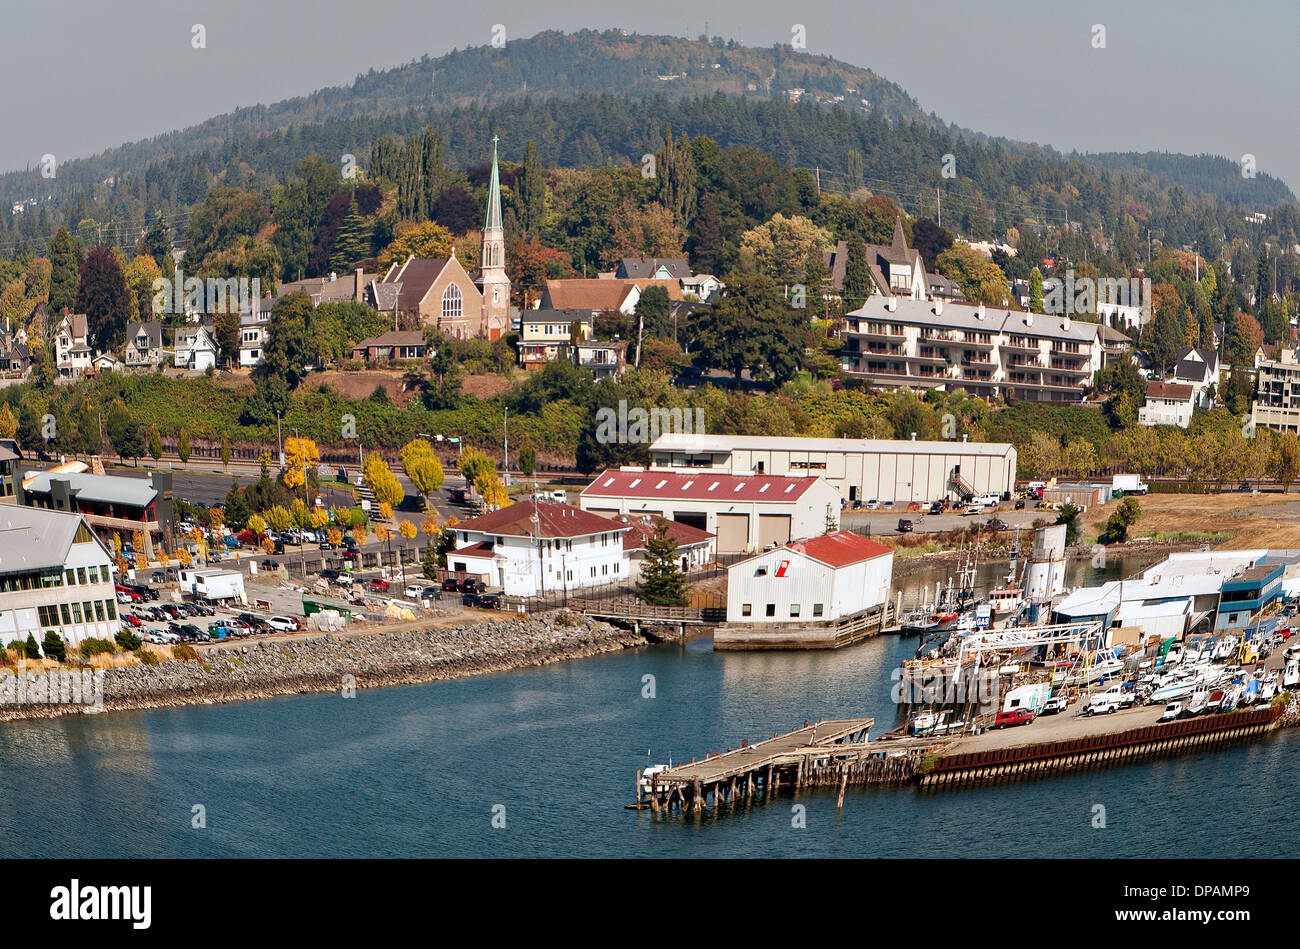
left=2, top=550, right=1292, bottom=859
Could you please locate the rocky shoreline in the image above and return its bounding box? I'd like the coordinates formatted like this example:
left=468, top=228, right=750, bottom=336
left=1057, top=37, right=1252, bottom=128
left=0, top=613, right=647, bottom=723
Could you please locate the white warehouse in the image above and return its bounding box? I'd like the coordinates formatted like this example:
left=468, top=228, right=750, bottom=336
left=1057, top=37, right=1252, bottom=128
left=580, top=468, right=840, bottom=554
left=648, top=433, right=1016, bottom=506
left=725, top=531, right=894, bottom=624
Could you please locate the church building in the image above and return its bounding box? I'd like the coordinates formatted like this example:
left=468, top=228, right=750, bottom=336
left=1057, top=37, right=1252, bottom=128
left=376, top=137, right=512, bottom=340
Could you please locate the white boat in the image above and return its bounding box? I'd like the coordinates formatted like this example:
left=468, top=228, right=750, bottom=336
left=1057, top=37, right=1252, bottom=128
left=1067, top=657, right=1125, bottom=685
left=1149, top=668, right=1218, bottom=704
left=1213, top=636, right=1239, bottom=662
left=1259, top=674, right=1280, bottom=704
left=1184, top=686, right=1210, bottom=716
left=989, top=587, right=1024, bottom=615
left=1284, top=659, right=1300, bottom=690
left=909, top=710, right=947, bottom=735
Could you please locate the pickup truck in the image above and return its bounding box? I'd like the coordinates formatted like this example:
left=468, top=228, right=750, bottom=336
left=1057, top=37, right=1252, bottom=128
left=991, top=708, right=1035, bottom=729
left=1083, top=686, right=1134, bottom=715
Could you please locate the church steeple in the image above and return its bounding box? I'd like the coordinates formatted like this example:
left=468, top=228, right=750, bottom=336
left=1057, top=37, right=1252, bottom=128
left=477, top=135, right=510, bottom=340
left=484, top=135, right=503, bottom=233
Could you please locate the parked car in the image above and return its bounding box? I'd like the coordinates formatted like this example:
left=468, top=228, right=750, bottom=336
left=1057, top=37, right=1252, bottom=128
left=122, top=613, right=144, bottom=628
left=897, top=518, right=914, bottom=533
left=260, top=558, right=277, bottom=571
left=991, top=708, right=1036, bottom=729
left=335, top=574, right=355, bottom=587
left=266, top=615, right=301, bottom=632
left=1158, top=702, right=1183, bottom=722
left=341, top=549, right=359, bottom=562
left=463, top=592, right=501, bottom=610
left=1014, top=499, right=1026, bottom=510
left=151, top=571, right=166, bottom=584
left=319, top=541, right=335, bottom=550
left=928, top=501, right=943, bottom=515
left=440, top=578, right=461, bottom=592
left=368, top=578, right=392, bottom=592
left=1041, top=695, right=1068, bottom=715
left=405, top=585, right=439, bottom=601
left=319, top=568, right=340, bottom=582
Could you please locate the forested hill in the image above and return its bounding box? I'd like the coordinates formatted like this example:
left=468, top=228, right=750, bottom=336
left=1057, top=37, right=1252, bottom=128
left=1, top=29, right=1295, bottom=255
left=1079, top=151, right=1294, bottom=206
left=0, top=30, right=927, bottom=201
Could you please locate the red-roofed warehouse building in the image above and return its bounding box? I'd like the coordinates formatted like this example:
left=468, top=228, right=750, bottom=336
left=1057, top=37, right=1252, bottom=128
left=724, top=530, right=894, bottom=626
left=579, top=468, right=841, bottom=554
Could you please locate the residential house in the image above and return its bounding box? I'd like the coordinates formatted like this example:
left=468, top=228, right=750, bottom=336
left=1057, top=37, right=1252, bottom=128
left=277, top=268, right=375, bottom=307
left=123, top=321, right=164, bottom=369
left=0, top=331, right=29, bottom=376
left=1138, top=380, right=1195, bottom=428
left=54, top=311, right=92, bottom=379
left=91, top=353, right=123, bottom=374
left=562, top=339, right=626, bottom=379
left=823, top=217, right=930, bottom=301
left=517, top=309, right=593, bottom=370
left=238, top=296, right=274, bottom=368
left=615, top=257, right=691, bottom=280
left=1171, top=346, right=1219, bottom=409
left=680, top=273, right=723, bottom=302
left=173, top=323, right=219, bottom=371
left=351, top=331, right=428, bottom=362
left=538, top=278, right=683, bottom=315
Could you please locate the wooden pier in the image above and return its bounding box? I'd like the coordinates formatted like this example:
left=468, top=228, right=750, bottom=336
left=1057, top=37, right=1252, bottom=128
left=634, top=717, right=937, bottom=814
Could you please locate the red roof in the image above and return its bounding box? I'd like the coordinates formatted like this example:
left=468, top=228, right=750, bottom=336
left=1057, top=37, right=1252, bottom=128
left=457, top=499, right=627, bottom=539
left=583, top=468, right=819, bottom=503
left=786, top=531, right=892, bottom=568
left=612, top=514, right=714, bottom=552
left=1145, top=380, right=1194, bottom=400
left=453, top=541, right=501, bottom=558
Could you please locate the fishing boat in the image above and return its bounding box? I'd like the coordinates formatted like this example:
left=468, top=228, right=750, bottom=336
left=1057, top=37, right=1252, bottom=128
left=1212, top=636, right=1239, bottom=662
left=909, top=710, right=948, bottom=736
left=1285, top=659, right=1300, bottom=690
left=989, top=586, right=1024, bottom=615
left=899, top=609, right=940, bottom=635
left=1258, top=673, right=1280, bottom=704
left=1184, top=686, right=1210, bottom=716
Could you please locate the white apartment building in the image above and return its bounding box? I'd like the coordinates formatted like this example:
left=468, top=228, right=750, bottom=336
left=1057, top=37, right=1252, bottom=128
left=1251, top=348, right=1300, bottom=434
left=448, top=499, right=629, bottom=598
left=842, top=296, right=1109, bottom=402
left=0, top=506, right=120, bottom=649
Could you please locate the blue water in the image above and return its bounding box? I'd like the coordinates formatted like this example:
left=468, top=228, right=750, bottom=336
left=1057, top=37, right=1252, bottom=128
left=2, top=628, right=1296, bottom=858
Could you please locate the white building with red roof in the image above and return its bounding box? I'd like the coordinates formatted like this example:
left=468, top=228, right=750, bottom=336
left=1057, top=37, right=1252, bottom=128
left=579, top=468, right=840, bottom=554
left=448, top=499, right=629, bottom=597
left=611, top=514, right=715, bottom=578
left=725, top=530, right=894, bottom=625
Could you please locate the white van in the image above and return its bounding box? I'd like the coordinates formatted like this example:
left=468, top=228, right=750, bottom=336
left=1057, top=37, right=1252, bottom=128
left=974, top=494, right=1000, bottom=507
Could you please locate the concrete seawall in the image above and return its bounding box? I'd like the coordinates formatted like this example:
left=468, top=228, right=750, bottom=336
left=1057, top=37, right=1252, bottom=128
left=0, top=613, right=646, bottom=722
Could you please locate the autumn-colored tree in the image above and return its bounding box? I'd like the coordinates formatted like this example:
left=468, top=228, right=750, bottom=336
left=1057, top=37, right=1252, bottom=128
left=378, top=221, right=454, bottom=270
left=399, top=520, right=418, bottom=541
left=326, top=527, right=343, bottom=547
left=0, top=403, right=16, bottom=440
left=399, top=438, right=445, bottom=506
left=247, top=514, right=266, bottom=537
left=363, top=454, right=404, bottom=507
left=738, top=213, right=832, bottom=285
left=282, top=436, right=320, bottom=494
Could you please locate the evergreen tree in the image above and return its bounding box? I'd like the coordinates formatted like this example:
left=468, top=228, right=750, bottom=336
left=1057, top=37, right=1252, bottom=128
left=422, top=541, right=438, bottom=580
left=223, top=478, right=252, bottom=530
left=1028, top=266, right=1044, bottom=313
left=23, top=633, right=40, bottom=659
left=178, top=428, right=191, bottom=463
left=48, top=227, right=81, bottom=313
left=634, top=518, right=688, bottom=606
left=687, top=191, right=723, bottom=274
left=41, top=631, right=66, bottom=662
left=329, top=199, right=370, bottom=272
left=842, top=238, right=871, bottom=310
left=518, top=140, right=547, bottom=237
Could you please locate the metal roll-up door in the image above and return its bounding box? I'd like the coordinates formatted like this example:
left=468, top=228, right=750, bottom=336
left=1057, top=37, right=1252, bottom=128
left=715, top=513, right=750, bottom=553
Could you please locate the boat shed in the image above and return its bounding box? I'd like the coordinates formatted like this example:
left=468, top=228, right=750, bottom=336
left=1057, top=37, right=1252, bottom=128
left=724, top=531, right=893, bottom=624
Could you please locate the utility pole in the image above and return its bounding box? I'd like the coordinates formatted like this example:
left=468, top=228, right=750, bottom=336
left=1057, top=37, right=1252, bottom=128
left=276, top=412, right=283, bottom=469
left=502, top=407, right=510, bottom=487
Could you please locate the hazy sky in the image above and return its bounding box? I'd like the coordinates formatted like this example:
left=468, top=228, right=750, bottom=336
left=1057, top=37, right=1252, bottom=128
left=3, top=0, right=1296, bottom=192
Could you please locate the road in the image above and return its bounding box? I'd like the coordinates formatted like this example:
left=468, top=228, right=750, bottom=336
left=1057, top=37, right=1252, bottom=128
left=841, top=506, right=1051, bottom=536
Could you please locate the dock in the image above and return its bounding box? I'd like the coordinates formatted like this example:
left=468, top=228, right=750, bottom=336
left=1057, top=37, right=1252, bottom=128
left=636, top=717, right=938, bottom=814
left=713, top=607, right=887, bottom=650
